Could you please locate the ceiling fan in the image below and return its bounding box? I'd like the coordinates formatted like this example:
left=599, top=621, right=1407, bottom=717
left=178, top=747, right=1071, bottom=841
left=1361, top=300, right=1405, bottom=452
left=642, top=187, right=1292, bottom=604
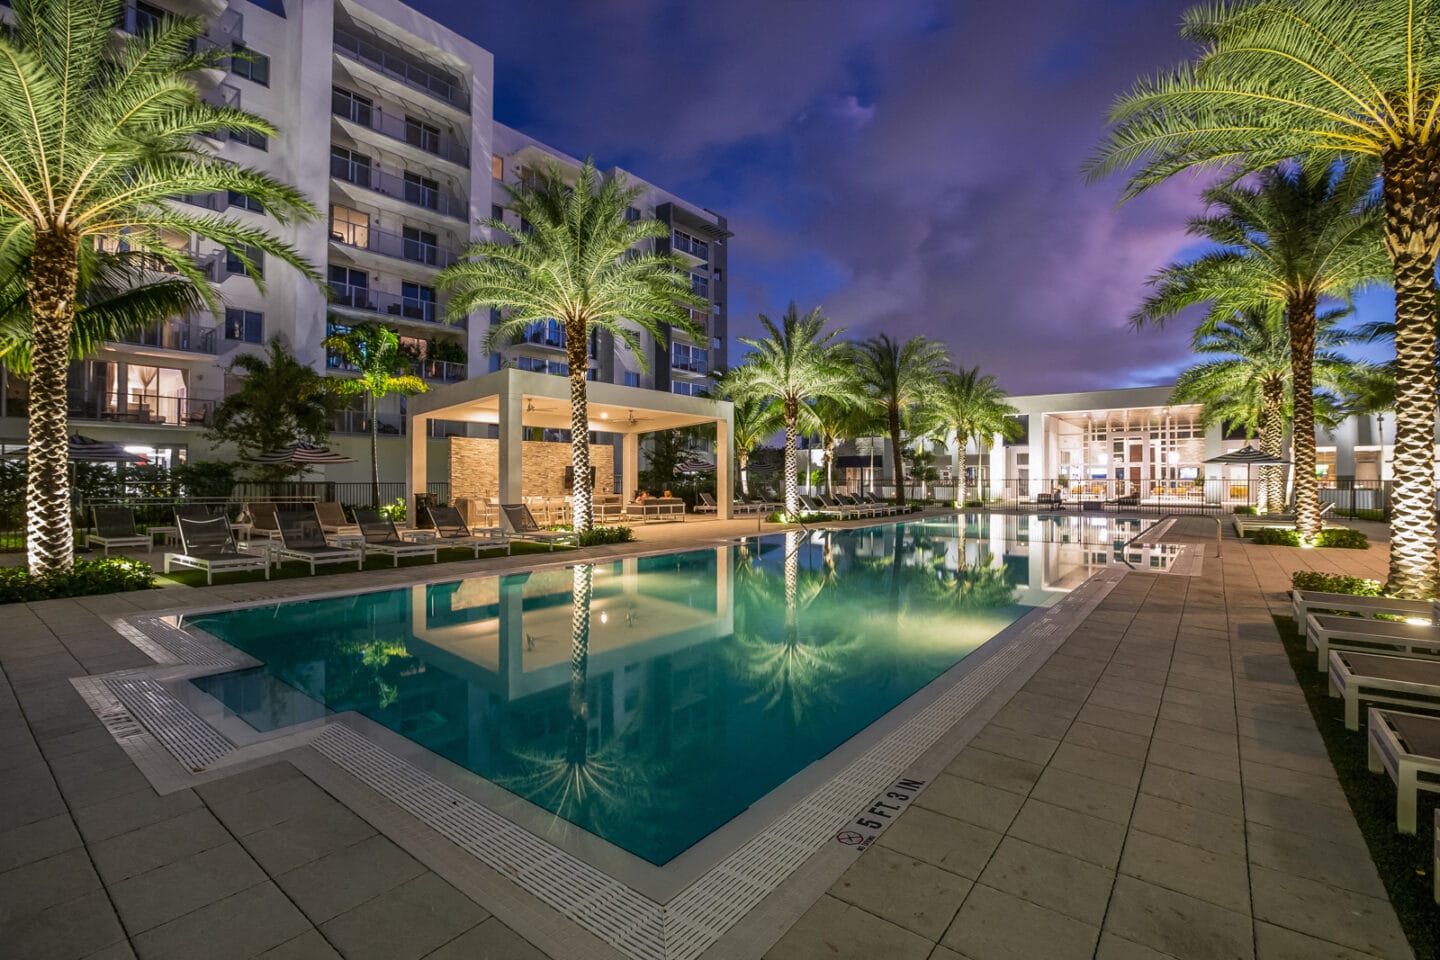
left=624, top=409, right=655, bottom=426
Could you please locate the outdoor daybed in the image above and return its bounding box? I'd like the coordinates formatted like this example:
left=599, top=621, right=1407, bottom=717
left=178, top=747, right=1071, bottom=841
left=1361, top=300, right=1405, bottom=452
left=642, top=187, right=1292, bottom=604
left=1306, top=613, right=1440, bottom=671
left=1328, top=649, right=1440, bottom=730
left=163, top=516, right=269, bottom=585
left=1292, top=591, right=1436, bottom=635
left=1367, top=707, right=1440, bottom=834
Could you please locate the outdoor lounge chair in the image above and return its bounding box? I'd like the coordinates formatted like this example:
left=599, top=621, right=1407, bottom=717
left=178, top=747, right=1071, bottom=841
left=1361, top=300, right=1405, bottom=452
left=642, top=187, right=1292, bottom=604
left=818, top=494, right=868, bottom=518
left=499, top=503, right=575, bottom=549
left=1328, top=650, right=1440, bottom=730
left=1233, top=502, right=1336, bottom=537
left=861, top=493, right=904, bottom=515
left=274, top=507, right=364, bottom=574
left=838, top=493, right=890, bottom=517
left=422, top=504, right=511, bottom=556
left=1367, top=707, right=1440, bottom=834
left=315, top=501, right=360, bottom=536
left=352, top=508, right=438, bottom=566
left=1305, top=613, right=1440, bottom=671
left=163, top=516, right=269, bottom=585
left=243, top=502, right=284, bottom=540
left=87, top=506, right=152, bottom=556
left=1292, top=590, right=1436, bottom=636
left=696, top=492, right=718, bottom=514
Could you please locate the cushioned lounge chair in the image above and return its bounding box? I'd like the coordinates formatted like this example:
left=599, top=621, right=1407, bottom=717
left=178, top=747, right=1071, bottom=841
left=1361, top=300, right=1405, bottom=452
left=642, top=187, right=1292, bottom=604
left=274, top=507, right=364, bottom=574
left=1306, top=613, right=1440, bottom=671
left=353, top=508, right=438, bottom=566
left=163, top=516, right=269, bottom=585
left=1328, top=650, right=1440, bottom=730
left=87, top=506, right=152, bottom=556
left=1367, top=707, right=1440, bottom=834
left=499, top=503, right=575, bottom=549
left=424, top=504, right=511, bottom=556
left=1292, top=591, right=1436, bottom=636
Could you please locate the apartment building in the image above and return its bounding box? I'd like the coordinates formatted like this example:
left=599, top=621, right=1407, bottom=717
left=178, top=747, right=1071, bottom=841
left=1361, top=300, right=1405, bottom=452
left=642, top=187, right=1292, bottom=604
left=0, top=0, right=730, bottom=481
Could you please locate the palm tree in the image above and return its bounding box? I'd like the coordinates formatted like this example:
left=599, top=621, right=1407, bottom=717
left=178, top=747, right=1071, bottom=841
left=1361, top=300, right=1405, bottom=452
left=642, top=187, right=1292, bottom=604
left=1171, top=306, right=1354, bottom=512
left=1130, top=164, right=1384, bottom=540
left=439, top=160, right=701, bottom=533
left=0, top=0, right=317, bottom=574
left=1087, top=0, right=1440, bottom=596
left=728, top=395, right=780, bottom=497
left=725, top=304, right=856, bottom=517
left=208, top=338, right=337, bottom=482
left=936, top=367, right=1021, bottom=506
left=856, top=334, right=949, bottom=506
left=321, top=322, right=428, bottom=507
left=809, top=395, right=869, bottom=494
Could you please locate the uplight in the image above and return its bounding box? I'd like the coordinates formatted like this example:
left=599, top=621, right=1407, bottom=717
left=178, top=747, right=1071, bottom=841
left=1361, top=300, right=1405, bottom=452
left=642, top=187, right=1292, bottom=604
left=1405, top=617, right=1429, bottom=626
left=600, top=612, right=608, bottom=624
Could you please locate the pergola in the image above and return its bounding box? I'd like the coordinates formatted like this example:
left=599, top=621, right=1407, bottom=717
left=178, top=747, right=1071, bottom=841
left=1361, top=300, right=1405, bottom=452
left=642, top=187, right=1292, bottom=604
left=405, top=368, right=734, bottom=521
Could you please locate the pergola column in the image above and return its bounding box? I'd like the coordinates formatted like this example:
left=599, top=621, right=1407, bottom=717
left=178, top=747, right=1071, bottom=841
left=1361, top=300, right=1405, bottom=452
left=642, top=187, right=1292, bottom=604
left=716, top=414, right=733, bottom=520
left=406, top=414, right=427, bottom=520
left=622, top=432, right=640, bottom=502
left=498, top=384, right=523, bottom=504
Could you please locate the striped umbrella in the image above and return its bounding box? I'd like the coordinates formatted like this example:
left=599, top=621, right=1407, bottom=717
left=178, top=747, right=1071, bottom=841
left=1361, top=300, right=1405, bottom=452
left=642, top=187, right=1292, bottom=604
left=1204, top=444, right=1289, bottom=465
left=3, top=435, right=149, bottom=462
left=675, top=459, right=715, bottom=474
left=245, top=443, right=355, bottom=465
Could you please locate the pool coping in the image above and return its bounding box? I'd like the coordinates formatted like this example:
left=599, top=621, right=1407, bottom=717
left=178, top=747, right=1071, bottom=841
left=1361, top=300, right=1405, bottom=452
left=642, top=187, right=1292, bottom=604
left=68, top=522, right=1198, bottom=960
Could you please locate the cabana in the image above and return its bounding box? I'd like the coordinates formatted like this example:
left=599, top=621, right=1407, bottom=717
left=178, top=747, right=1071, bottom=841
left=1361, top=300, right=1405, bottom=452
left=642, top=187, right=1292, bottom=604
left=405, top=368, right=735, bottom=522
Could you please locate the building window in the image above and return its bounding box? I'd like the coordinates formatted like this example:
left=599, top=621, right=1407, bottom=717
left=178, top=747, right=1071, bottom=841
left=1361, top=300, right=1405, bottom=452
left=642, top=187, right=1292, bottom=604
left=671, top=342, right=707, bottom=374
left=689, top=272, right=709, bottom=298
left=223, top=308, right=263, bottom=343
left=519, top=218, right=533, bottom=235
left=228, top=125, right=268, bottom=151
left=329, top=205, right=369, bottom=247
left=229, top=44, right=270, bottom=85
left=671, top=381, right=702, bottom=397
left=328, top=265, right=367, bottom=306
left=491, top=155, right=504, bottom=180
left=490, top=204, right=503, bottom=222
left=402, top=226, right=438, bottom=265
left=403, top=171, right=440, bottom=210
left=227, top=190, right=263, bottom=213
left=405, top=116, right=441, bottom=154
left=332, top=87, right=372, bottom=127
left=623, top=372, right=640, bottom=388
left=401, top=282, right=436, bottom=322
left=673, top=230, right=708, bottom=260
left=224, top=244, right=264, bottom=278
left=625, top=206, right=640, bottom=222
left=330, top=147, right=372, bottom=188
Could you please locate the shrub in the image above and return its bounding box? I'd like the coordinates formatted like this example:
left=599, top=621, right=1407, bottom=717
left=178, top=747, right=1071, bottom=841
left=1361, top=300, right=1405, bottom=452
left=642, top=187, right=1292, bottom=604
left=577, top=526, right=634, bottom=547
left=1316, top=528, right=1369, bottom=550
left=1232, top=505, right=1256, bottom=515
left=0, top=557, right=155, bottom=604
left=1249, top=528, right=1300, bottom=546
left=378, top=497, right=406, bottom=523
left=1291, top=571, right=1384, bottom=596
left=765, top=511, right=827, bottom=524
left=963, top=499, right=985, bottom=508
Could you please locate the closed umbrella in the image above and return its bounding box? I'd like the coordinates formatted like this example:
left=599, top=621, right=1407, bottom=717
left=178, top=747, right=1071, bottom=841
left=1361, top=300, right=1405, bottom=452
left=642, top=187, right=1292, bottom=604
left=245, top=443, right=355, bottom=465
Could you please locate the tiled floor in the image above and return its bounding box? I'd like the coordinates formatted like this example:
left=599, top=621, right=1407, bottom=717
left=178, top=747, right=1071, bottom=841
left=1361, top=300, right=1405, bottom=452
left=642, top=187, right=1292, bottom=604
left=0, top=517, right=1416, bottom=960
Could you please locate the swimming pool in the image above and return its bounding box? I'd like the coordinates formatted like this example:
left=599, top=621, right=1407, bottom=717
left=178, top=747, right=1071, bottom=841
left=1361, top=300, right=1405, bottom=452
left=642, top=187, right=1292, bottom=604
left=184, top=514, right=1156, bottom=866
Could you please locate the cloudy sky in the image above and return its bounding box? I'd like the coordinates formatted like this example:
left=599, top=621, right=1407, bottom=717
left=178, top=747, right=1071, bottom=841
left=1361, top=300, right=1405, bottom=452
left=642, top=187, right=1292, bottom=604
left=417, top=0, right=1394, bottom=394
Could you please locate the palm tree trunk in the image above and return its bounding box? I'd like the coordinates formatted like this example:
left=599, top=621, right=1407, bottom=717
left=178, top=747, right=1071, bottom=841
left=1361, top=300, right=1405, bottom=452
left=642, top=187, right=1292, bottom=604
left=783, top=398, right=799, bottom=517
left=566, top=327, right=594, bottom=534
left=1259, top=379, right=1285, bottom=514
left=888, top=407, right=904, bottom=506
left=738, top=450, right=750, bottom=496
left=26, top=230, right=81, bottom=576
left=1288, top=296, right=1320, bottom=540
left=566, top=563, right=593, bottom=767
left=369, top=390, right=381, bottom=509
left=1381, top=144, right=1440, bottom=598
left=824, top=441, right=834, bottom=494
left=955, top=431, right=968, bottom=506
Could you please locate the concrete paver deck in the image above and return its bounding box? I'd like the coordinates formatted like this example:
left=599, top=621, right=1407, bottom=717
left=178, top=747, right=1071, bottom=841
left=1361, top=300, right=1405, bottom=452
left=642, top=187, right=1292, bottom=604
left=0, top=514, right=1417, bottom=960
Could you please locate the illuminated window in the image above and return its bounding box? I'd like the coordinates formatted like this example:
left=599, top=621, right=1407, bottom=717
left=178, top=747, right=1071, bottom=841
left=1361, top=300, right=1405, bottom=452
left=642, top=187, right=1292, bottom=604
left=491, top=155, right=504, bottom=180
left=329, top=205, right=369, bottom=247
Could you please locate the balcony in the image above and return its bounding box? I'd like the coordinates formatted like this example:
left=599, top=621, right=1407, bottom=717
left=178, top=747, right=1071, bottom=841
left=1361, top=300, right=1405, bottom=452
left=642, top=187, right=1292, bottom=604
left=331, top=90, right=469, bottom=167
left=671, top=358, right=708, bottom=376
left=420, top=359, right=465, bottom=383
left=328, top=281, right=448, bottom=326
left=117, top=2, right=243, bottom=55
left=328, top=221, right=458, bottom=269
left=330, top=409, right=404, bottom=435
left=330, top=156, right=468, bottom=221
left=113, top=320, right=218, bottom=355
left=672, top=232, right=709, bottom=262
left=68, top=392, right=213, bottom=427
left=333, top=27, right=469, bottom=113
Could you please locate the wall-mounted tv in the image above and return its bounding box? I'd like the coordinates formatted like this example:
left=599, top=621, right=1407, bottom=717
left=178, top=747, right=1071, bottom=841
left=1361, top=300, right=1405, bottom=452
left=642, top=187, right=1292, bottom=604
left=1179, top=467, right=1199, bottom=480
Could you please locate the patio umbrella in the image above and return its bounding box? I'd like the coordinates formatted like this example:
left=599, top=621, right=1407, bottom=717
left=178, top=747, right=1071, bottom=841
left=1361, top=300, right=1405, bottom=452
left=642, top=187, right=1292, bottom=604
left=245, top=443, right=355, bottom=465
left=3, top=435, right=149, bottom=462
left=1205, top=444, right=1289, bottom=508
left=675, top=459, right=715, bottom=474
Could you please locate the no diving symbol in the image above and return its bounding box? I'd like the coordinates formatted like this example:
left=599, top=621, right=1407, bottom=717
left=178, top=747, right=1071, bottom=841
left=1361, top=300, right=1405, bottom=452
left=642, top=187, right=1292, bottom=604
left=835, top=830, right=866, bottom=846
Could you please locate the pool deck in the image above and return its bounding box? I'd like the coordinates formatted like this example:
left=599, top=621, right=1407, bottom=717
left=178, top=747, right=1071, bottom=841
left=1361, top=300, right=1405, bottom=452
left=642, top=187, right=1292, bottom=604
left=0, top=513, right=1416, bottom=960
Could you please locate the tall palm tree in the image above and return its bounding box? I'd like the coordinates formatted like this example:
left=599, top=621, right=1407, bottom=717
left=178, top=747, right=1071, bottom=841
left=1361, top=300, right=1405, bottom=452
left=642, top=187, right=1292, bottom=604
left=1087, top=0, right=1440, bottom=596
left=857, top=334, right=949, bottom=506
left=0, top=0, right=316, bottom=574
left=728, top=395, right=780, bottom=497
left=726, top=304, right=856, bottom=517
left=439, top=160, right=701, bottom=533
left=1172, top=306, right=1354, bottom=512
left=1131, top=164, right=1384, bottom=539
left=321, top=322, right=428, bottom=507
left=809, top=395, right=869, bottom=494
left=936, top=367, right=1021, bottom=505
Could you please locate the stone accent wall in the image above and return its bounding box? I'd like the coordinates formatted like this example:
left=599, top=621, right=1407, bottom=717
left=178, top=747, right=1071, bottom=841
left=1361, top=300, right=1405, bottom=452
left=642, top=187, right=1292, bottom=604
left=449, top=437, right=615, bottom=503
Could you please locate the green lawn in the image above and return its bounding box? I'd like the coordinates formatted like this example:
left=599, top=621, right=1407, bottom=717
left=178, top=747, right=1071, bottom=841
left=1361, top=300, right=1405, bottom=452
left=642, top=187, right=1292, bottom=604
left=1274, top=615, right=1439, bottom=960
left=157, top=540, right=568, bottom=588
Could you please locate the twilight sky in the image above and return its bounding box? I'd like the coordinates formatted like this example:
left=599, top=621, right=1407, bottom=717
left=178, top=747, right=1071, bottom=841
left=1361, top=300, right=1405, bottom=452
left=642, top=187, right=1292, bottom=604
left=415, top=0, right=1394, bottom=395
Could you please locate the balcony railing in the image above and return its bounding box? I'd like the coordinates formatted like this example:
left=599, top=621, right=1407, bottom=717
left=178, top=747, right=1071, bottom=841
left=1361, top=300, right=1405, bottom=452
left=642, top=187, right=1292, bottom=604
left=328, top=281, right=447, bottom=324
left=672, top=233, right=709, bottom=261
left=117, top=3, right=243, bottom=54
left=68, top=393, right=213, bottom=427
left=523, top=329, right=566, bottom=350
left=420, top=359, right=465, bottom=383
left=328, top=221, right=458, bottom=268
left=671, top=357, right=708, bottom=375
left=331, top=409, right=404, bottom=435
left=333, top=27, right=469, bottom=113
left=331, top=91, right=470, bottom=166
left=329, top=156, right=467, bottom=220
left=115, top=320, right=217, bottom=355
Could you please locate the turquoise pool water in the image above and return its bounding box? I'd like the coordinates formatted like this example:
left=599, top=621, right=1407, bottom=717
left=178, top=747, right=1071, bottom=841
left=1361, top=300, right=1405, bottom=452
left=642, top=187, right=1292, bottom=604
left=186, top=515, right=1154, bottom=865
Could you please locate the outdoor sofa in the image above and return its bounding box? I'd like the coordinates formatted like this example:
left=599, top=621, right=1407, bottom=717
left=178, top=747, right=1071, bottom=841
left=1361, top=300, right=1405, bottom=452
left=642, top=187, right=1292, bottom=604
left=273, top=507, right=364, bottom=574
left=1292, top=591, right=1436, bottom=635
left=1367, top=707, right=1440, bottom=834
left=425, top=505, right=512, bottom=556
left=628, top=498, right=686, bottom=523
left=163, top=516, right=269, bottom=585
left=499, top=503, right=576, bottom=549
left=87, top=506, right=152, bottom=556
left=353, top=509, right=439, bottom=565
left=1328, top=649, right=1440, bottom=730
left=1305, top=613, right=1440, bottom=671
